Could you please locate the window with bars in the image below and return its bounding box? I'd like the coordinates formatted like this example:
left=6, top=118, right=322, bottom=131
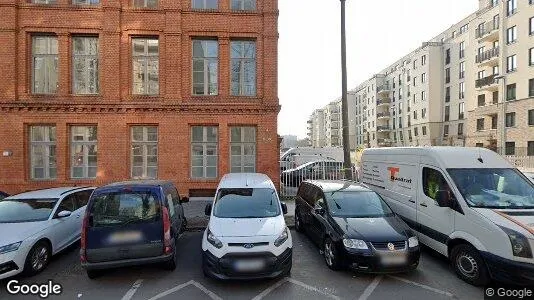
left=73, top=37, right=99, bottom=94
left=191, top=126, right=218, bottom=179
left=131, top=126, right=158, bottom=179
left=230, top=127, right=256, bottom=173
left=32, top=36, right=58, bottom=94
left=231, top=41, right=256, bottom=96
left=71, top=126, right=97, bottom=179
left=30, top=126, right=57, bottom=180
left=132, top=38, right=159, bottom=95
left=192, top=40, right=218, bottom=95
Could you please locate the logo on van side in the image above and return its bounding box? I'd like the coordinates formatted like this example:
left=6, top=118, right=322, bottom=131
left=387, top=167, right=413, bottom=184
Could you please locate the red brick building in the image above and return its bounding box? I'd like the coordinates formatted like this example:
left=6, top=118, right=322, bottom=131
left=0, top=0, right=279, bottom=196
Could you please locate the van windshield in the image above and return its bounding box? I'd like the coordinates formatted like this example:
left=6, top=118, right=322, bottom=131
left=447, top=168, right=534, bottom=208
left=90, top=191, right=160, bottom=227
left=213, top=188, right=280, bottom=218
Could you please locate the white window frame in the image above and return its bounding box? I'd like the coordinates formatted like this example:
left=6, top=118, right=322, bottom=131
left=72, top=36, right=99, bottom=94
left=73, top=0, right=100, bottom=4
left=131, top=126, right=158, bottom=179
left=132, top=38, right=159, bottom=95
left=133, top=0, right=157, bottom=8
left=230, top=40, right=256, bottom=96
left=71, top=126, right=97, bottom=179
left=30, top=126, right=57, bottom=180
left=192, top=0, right=217, bottom=9
left=231, top=0, right=256, bottom=10
left=230, top=126, right=256, bottom=173
left=191, top=126, right=218, bottom=179
left=32, top=36, right=58, bottom=94
left=192, top=40, right=218, bottom=96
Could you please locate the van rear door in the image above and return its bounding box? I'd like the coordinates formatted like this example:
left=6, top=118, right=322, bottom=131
left=85, top=188, right=164, bottom=262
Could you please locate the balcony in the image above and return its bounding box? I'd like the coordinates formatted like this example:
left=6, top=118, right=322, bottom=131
left=475, top=74, right=499, bottom=91
left=376, top=98, right=391, bottom=106
left=377, top=138, right=393, bottom=147
left=476, top=47, right=499, bottom=66
left=377, top=84, right=391, bottom=95
left=377, top=126, right=390, bottom=132
left=376, top=112, right=390, bottom=119
left=475, top=20, right=499, bottom=42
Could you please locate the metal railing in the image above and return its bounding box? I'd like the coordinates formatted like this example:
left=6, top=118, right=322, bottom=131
left=475, top=20, right=499, bottom=39
left=377, top=99, right=391, bottom=105
left=476, top=74, right=498, bottom=88
left=377, top=84, right=391, bottom=93
left=476, top=47, right=499, bottom=64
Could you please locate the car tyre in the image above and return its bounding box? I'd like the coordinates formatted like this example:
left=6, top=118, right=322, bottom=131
left=23, top=240, right=51, bottom=276
left=450, top=244, right=490, bottom=286
left=180, top=217, right=188, bottom=234
left=162, top=246, right=177, bottom=271
left=323, top=237, right=342, bottom=271
left=294, top=210, right=304, bottom=233
left=86, top=270, right=102, bottom=279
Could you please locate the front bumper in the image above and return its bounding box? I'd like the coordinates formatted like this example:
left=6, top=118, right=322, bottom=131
left=481, top=252, right=534, bottom=286
left=0, top=246, right=30, bottom=280
left=341, top=245, right=420, bottom=274
left=82, top=253, right=173, bottom=271
left=203, top=248, right=292, bottom=280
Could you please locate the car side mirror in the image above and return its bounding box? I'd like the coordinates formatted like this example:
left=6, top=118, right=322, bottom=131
left=180, top=196, right=189, bottom=204
left=281, top=202, right=288, bottom=215
left=435, top=190, right=452, bottom=208
left=57, top=210, right=72, bottom=218
left=205, top=203, right=212, bottom=216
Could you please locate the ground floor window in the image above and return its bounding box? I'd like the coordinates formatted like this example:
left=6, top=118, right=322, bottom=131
left=131, top=126, right=158, bottom=179
left=30, top=126, right=57, bottom=180
left=230, top=126, right=256, bottom=173
left=71, top=126, right=97, bottom=179
left=191, top=126, right=218, bottom=179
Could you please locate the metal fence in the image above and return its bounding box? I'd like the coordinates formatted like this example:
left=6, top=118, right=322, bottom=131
left=279, top=163, right=359, bottom=198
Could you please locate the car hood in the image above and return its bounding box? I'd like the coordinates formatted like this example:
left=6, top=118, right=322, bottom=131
left=0, top=221, right=48, bottom=245
left=209, top=216, right=285, bottom=237
left=332, top=216, right=409, bottom=242
left=473, top=208, right=534, bottom=236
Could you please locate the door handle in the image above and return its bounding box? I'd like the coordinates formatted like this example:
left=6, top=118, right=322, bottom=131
left=420, top=203, right=428, bottom=207
left=409, top=199, right=416, bottom=203
left=76, top=215, right=81, bottom=218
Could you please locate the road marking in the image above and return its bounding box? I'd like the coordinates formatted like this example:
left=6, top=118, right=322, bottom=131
left=147, top=280, right=222, bottom=300
left=252, top=277, right=340, bottom=300
left=121, top=279, right=143, bottom=300
left=388, top=276, right=455, bottom=298
left=358, top=276, right=383, bottom=300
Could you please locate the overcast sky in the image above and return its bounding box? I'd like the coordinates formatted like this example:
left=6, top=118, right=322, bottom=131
left=277, top=0, right=479, bottom=139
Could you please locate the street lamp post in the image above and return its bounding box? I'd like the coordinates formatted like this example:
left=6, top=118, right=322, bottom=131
left=495, top=75, right=506, bottom=155
left=339, top=0, right=352, bottom=180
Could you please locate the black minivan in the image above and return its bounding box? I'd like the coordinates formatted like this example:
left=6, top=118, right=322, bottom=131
left=81, top=181, right=188, bottom=278
left=295, top=180, right=420, bottom=273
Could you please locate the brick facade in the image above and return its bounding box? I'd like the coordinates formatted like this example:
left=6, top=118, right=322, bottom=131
left=0, top=0, right=280, bottom=195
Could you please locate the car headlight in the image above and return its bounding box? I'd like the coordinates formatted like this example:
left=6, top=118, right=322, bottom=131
left=343, top=239, right=368, bottom=250
left=408, top=236, right=419, bottom=248
left=0, top=242, right=22, bottom=255
left=274, top=227, right=289, bottom=247
left=500, top=227, right=533, bottom=258
left=206, top=228, right=223, bottom=249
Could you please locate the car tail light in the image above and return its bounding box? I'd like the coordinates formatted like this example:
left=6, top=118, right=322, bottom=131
left=80, top=213, right=89, bottom=263
left=162, top=207, right=172, bottom=254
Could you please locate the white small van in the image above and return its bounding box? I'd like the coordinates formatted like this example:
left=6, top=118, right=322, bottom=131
left=280, top=147, right=343, bottom=171
left=202, top=173, right=292, bottom=279
left=361, top=147, right=534, bottom=286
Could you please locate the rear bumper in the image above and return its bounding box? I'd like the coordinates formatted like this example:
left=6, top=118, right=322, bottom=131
left=481, top=252, right=534, bottom=286
left=202, top=248, right=292, bottom=280
left=82, top=253, right=173, bottom=270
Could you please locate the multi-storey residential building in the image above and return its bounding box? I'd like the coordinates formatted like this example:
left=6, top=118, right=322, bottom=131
left=307, top=109, right=325, bottom=147
left=323, top=100, right=342, bottom=147
left=0, top=0, right=279, bottom=195
left=337, top=0, right=534, bottom=156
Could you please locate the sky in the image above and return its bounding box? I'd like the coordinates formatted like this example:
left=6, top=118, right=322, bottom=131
left=277, top=0, right=479, bottom=139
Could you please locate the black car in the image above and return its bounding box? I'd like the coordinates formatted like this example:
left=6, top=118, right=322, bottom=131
left=281, top=161, right=344, bottom=187
left=80, top=180, right=188, bottom=279
left=294, top=180, right=420, bottom=273
left=0, top=191, right=8, bottom=200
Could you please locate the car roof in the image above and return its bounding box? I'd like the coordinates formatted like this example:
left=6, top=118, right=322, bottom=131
left=6, top=187, right=94, bottom=199
left=305, top=180, right=372, bottom=193
left=99, top=180, right=174, bottom=189
left=217, top=173, right=275, bottom=189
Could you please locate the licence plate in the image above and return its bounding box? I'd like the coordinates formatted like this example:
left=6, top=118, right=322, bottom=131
left=380, top=254, right=407, bottom=266
left=234, top=259, right=265, bottom=272
left=109, top=231, right=143, bottom=244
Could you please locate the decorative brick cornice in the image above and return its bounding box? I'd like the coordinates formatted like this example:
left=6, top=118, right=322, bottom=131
left=0, top=103, right=281, bottom=114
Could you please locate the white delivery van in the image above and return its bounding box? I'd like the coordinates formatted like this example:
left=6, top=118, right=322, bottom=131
left=361, top=147, right=534, bottom=286
left=280, top=147, right=343, bottom=171
left=202, top=173, right=292, bottom=279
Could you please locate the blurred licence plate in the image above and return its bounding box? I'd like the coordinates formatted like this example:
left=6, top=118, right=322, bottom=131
left=109, top=231, right=143, bottom=244
left=380, top=254, right=407, bottom=266
left=234, top=259, right=265, bottom=272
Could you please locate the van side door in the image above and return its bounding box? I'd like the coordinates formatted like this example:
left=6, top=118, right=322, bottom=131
left=417, top=166, right=457, bottom=255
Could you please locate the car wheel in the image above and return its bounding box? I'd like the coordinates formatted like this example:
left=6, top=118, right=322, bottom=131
left=451, top=244, right=490, bottom=286
left=180, top=217, right=188, bottom=234
left=294, top=211, right=303, bottom=233
left=24, top=241, right=50, bottom=276
left=323, top=237, right=342, bottom=271
left=162, top=247, right=177, bottom=271
left=86, top=270, right=102, bottom=279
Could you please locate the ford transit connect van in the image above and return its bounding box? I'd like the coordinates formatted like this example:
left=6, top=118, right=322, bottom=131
left=202, top=173, right=292, bottom=279
left=361, top=147, right=534, bottom=286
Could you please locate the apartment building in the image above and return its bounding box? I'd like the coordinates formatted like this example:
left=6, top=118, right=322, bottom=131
left=323, top=100, right=342, bottom=147
left=0, top=0, right=279, bottom=195
left=307, top=109, right=325, bottom=147
left=337, top=0, right=534, bottom=155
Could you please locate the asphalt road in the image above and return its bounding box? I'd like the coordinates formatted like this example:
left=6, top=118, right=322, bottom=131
left=0, top=230, right=484, bottom=300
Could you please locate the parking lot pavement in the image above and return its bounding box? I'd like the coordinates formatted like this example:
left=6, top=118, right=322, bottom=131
left=0, top=230, right=483, bottom=300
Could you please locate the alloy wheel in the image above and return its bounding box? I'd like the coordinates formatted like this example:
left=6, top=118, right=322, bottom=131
left=31, top=246, right=49, bottom=272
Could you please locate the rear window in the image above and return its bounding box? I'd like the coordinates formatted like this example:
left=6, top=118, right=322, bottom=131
left=89, top=191, right=160, bottom=227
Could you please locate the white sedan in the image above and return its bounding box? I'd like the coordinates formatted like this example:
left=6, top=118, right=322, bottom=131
left=0, top=187, right=95, bottom=279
